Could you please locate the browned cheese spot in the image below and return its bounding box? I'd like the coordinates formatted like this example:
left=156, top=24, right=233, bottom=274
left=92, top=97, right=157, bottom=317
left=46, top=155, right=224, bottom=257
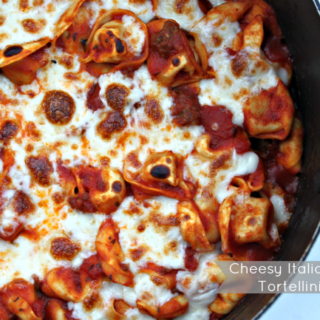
left=25, top=144, right=34, bottom=153
left=0, top=120, right=19, bottom=143
left=50, top=237, right=81, bottom=261
left=105, top=84, right=129, bottom=111
left=84, top=292, right=100, bottom=311
left=145, top=99, right=164, bottom=124
left=12, top=191, right=35, bottom=215
left=126, top=151, right=141, bottom=169
left=212, top=33, right=222, bottom=47
left=42, top=90, right=75, bottom=125
left=25, top=121, right=41, bottom=140
left=97, top=110, right=127, bottom=139
left=0, top=16, right=6, bottom=26
left=174, top=0, right=190, bottom=14
left=52, top=192, right=65, bottom=204
left=25, top=155, right=53, bottom=187
left=19, top=0, right=29, bottom=11
left=21, top=19, right=46, bottom=33
left=137, top=223, right=146, bottom=232
left=33, top=0, right=44, bottom=6
left=129, top=246, right=148, bottom=262
left=59, top=55, right=74, bottom=69
left=231, top=52, right=248, bottom=78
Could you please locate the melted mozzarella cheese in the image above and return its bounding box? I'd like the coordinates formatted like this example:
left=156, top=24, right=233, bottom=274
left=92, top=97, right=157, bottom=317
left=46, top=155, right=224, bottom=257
left=208, top=0, right=226, bottom=7
left=0, top=190, right=17, bottom=229
left=98, top=70, right=144, bottom=116
left=213, top=151, right=259, bottom=203
left=113, top=196, right=187, bottom=273
left=135, top=273, right=178, bottom=306
left=176, top=252, right=221, bottom=320
left=0, top=0, right=77, bottom=50
left=0, top=234, right=67, bottom=288
left=154, top=0, right=204, bottom=30
left=270, top=195, right=292, bottom=227
left=122, top=14, right=146, bottom=55
left=193, top=14, right=278, bottom=126
left=0, top=2, right=291, bottom=319
left=84, top=0, right=155, bottom=24
left=186, top=150, right=259, bottom=204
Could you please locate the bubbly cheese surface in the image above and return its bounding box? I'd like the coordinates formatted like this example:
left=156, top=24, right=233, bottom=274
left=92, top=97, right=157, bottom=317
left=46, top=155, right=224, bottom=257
left=0, top=1, right=292, bottom=320
left=0, top=0, right=78, bottom=50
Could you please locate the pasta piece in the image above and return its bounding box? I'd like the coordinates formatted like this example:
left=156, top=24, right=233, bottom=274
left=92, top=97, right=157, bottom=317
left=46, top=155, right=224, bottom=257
left=205, top=1, right=252, bottom=24
left=56, top=6, right=91, bottom=56
left=210, top=292, right=246, bottom=315
left=247, top=158, right=265, bottom=192
left=137, top=294, right=188, bottom=319
left=0, top=0, right=85, bottom=68
left=239, top=14, right=295, bottom=140
left=195, top=198, right=220, bottom=243
left=95, top=219, right=134, bottom=287
left=0, top=302, right=11, bottom=320
left=57, top=162, right=126, bottom=214
left=197, top=254, right=246, bottom=317
left=0, top=279, right=42, bottom=320
left=275, top=117, right=303, bottom=174
left=218, top=178, right=281, bottom=260
left=243, top=79, right=295, bottom=140
left=81, top=10, right=149, bottom=72
left=178, top=200, right=214, bottom=252
left=44, top=299, right=77, bottom=320
left=90, top=168, right=127, bottom=214
left=106, top=299, right=133, bottom=320
left=123, top=151, right=196, bottom=200
left=140, top=263, right=178, bottom=290
left=195, top=133, right=233, bottom=162
left=42, top=255, right=103, bottom=303
left=41, top=267, right=90, bottom=303
left=1, top=47, right=49, bottom=85
left=243, top=0, right=293, bottom=83
left=147, top=18, right=206, bottom=86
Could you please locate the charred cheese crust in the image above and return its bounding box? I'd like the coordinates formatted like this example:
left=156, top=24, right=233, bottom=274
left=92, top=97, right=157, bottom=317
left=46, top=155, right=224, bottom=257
left=0, top=1, right=302, bottom=320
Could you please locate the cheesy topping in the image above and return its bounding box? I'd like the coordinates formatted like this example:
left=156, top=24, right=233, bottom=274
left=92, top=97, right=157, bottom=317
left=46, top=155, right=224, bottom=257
left=0, top=1, right=299, bottom=320
left=154, top=0, right=204, bottom=30
left=0, top=0, right=79, bottom=49
left=193, top=13, right=279, bottom=125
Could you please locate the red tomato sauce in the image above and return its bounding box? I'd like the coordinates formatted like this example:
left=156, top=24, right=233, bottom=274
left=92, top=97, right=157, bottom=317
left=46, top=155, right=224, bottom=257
left=86, top=83, right=104, bottom=112
left=200, top=106, right=251, bottom=154
left=251, top=139, right=299, bottom=195
left=262, top=35, right=291, bottom=64
left=131, top=179, right=194, bottom=201
left=184, top=247, right=199, bottom=271
left=148, top=20, right=188, bottom=76
left=264, top=158, right=299, bottom=195
left=77, top=167, right=106, bottom=193
left=228, top=241, right=278, bottom=261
